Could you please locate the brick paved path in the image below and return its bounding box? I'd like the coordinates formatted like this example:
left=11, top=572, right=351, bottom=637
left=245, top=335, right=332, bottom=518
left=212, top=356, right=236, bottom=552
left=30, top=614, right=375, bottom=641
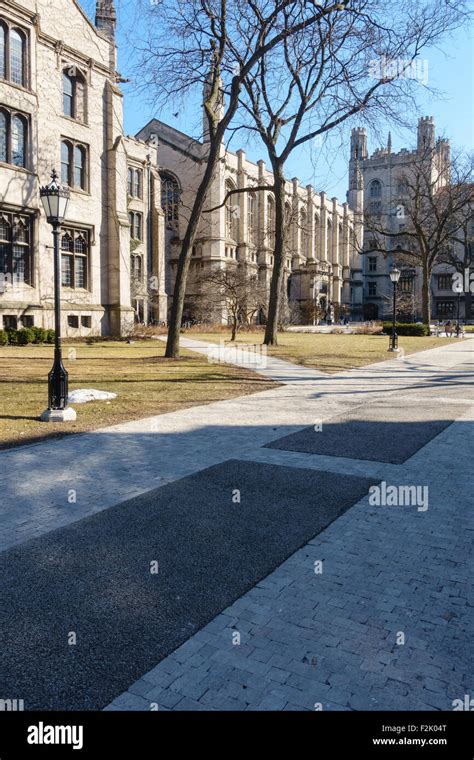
left=1, top=337, right=472, bottom=710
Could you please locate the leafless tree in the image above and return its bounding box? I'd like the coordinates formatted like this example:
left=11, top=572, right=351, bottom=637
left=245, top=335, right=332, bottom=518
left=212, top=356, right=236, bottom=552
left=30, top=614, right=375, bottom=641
left=365, top=147, right=473, bottom=324
left=231, top=0, right=469, bottom=344
left=136, top=0, right=344, bottom=356
left=194, top=263, right=267, bottom=340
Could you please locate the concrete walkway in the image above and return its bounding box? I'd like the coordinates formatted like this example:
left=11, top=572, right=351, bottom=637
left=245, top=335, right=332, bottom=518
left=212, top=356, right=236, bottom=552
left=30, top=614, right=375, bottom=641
left=1, top=337, right=473, bottom=711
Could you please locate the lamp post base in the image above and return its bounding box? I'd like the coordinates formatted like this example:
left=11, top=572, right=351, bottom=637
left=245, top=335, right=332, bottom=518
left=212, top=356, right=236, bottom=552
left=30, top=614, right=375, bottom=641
left=40, top=407, right=77, bottom=423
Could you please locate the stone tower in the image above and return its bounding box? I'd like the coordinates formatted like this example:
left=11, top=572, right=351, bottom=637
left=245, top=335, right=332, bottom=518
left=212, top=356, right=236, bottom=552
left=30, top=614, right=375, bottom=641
left=347, top=128, right=366, bottom=213
left=417, top=116, right=435, bottom=152
left=95, top=0, right=116, bottom=39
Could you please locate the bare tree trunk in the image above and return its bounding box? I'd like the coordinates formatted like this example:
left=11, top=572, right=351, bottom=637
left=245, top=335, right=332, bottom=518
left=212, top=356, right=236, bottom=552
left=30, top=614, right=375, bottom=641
left=231, top=316, right=237, bottom=341
left=165, top=142, right=222, bottom=358
left=422, top=261, right=431, bottom=326
left=264, top=168, right=286, bottom=346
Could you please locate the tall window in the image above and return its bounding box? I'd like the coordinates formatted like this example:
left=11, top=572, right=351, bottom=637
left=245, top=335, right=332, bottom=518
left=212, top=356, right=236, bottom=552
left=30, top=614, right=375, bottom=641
left=313, top=213, right=320, bottom=258
left=0, top=109, right=6, bottom=162
left=60, top=139, right=88, bottom=190
left=267, top=195, right=275, bottom=248
left=62, top=68, right=86, bottom=121
left=0, top=21, right=28, bottom=86
left=74, top=145, right=85, bottom=188
left=61, top=228, right=89, bottom=289
left=131, top=253, right=143, bottom=283
left=63, top=72, right=73, bottom=117
left=160, top=171, right=180, bottom=230
left=370, top=179, right=382, bottom=198
left=248, top=192, right=257, bottom=244
left=0, top=108, right=28, bottom=168
left=0, top=212, right=32, bottom=285
left=0, top=24, right=5, bottom=79
left=128, top=167, right=143, bottom=199
left=129, top=211, right=143, bottom=241
left=225, top=180, right=238, bottom=240
left=300, top=208, right=309, bottom=257
left=9, top=29, right=25, bottom=85
left=11, top=115, right=25, bottom=167
left=368, top=256, right=377, bottom=271
left=61, top=141, right=70, bottom=184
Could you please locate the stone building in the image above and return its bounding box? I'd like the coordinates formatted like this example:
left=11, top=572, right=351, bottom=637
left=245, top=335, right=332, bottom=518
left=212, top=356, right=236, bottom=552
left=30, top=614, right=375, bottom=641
left=347, top=117, right=471, bottom=322
left=0, top=0, right=166, bottom=336
left=137, top=109, right=363, bottom=326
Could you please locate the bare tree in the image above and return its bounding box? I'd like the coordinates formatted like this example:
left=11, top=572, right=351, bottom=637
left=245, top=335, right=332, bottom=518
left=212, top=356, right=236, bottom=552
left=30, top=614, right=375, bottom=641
left=365, top=147, right=473, bottom=324
left=136, top=0, right=345, bottom=356
left=231, top=0, right=469, bottom=344
left=194, top=263, right=267, bottom=340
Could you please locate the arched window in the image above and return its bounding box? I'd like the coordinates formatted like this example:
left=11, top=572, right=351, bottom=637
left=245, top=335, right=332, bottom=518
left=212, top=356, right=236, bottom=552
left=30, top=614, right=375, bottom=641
left=267, top=195, right=275, bottom=249
left=0, top=24, right=6, bottom=79
left=61, top=233, right=73, bottom=251
left=63, top=71, right=73, bottom=117
left=225, top=180, right=238, bottom=240
left=129, top=211, right=143, bottom=241
left=0, top=110, right=7, bottom=162
left=370, top=179, right=382, bottom=198
left=300, top=208, right=309, bottom=257
left=327, top=217, right=332, bottom=254
left=74, top=145, right=85, bottom=189
left=134, top=169, right=142, bottom=198
left=160, top=171, right=180, bottom=230
left=248, top=191, right=257, bottom=244
left=10, top=29, right=25, bottom=86
left=128, top=167, right=143, bottom=199
left=61, top=140, right=87, bottom=189
left=63, top=67, right=86, bottom=121
left=314, top=213, right=320, bottom=258
left=11, top=114, right=25, bottom=167
left=61, top=140, right=72, bottom=185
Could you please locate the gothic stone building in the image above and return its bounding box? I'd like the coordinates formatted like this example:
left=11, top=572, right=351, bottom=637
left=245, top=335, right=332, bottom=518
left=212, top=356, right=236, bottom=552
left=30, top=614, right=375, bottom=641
left=347, top=117, right=471, bottom=322
left=137, top=112, right=364, bottom=325
left=0, top=0, right=166, bottom=337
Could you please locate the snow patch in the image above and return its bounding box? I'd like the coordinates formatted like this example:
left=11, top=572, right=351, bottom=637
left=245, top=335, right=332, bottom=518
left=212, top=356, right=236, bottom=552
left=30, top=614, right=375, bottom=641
left=68, top=388, right=117, bottom=404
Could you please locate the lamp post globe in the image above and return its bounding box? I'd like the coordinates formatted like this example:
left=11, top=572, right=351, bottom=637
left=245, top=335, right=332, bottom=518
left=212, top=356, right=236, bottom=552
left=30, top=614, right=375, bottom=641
left=388, top=265, right=401, bottom=352
left=39, top=170, right=76, bottom=422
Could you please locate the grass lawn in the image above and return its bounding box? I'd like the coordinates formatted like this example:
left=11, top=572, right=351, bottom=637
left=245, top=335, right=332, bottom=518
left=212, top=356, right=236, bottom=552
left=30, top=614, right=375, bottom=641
left=186, top=331, right=460, bottom=373
left=0, top=340, right=274, bottom=450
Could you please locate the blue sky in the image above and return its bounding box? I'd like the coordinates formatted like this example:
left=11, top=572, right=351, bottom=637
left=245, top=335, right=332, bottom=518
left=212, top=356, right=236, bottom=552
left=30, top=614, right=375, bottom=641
left=80, top=0, right=473, bottom=200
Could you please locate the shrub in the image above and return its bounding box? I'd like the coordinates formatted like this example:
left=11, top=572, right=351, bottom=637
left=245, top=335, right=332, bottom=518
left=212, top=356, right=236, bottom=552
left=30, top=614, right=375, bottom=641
left=44, top=329, right=55, bottom=344
left=6, top=328, right=18, bottom=345
left=17, top=327, right=34, bottom=345
left=31, top=326, right=47, bottom=344
left=0, top=329, right=8, bottom=346
left=382, top=322, right=429, bottom=336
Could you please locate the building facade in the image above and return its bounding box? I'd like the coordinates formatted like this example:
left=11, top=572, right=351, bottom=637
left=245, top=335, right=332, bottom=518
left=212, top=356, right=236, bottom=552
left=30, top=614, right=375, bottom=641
left=347, top=117, right=472, bottom=322
left=137, top=114, right=363, bottom=326
left=0, top=0, right=166, bottom=337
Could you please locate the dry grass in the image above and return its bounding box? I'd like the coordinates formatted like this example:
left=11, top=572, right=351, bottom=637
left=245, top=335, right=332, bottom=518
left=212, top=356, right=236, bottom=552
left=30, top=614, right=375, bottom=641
left=0, top=340, right=275, bottom=449
left=190, top=331, right=459, bottom=373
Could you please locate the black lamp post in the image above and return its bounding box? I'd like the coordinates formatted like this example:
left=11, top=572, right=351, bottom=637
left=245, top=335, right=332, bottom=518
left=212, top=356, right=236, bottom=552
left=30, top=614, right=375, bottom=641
left=39, top=169, right=76, bottom=422
left=388, top=265, right=401, bottom=352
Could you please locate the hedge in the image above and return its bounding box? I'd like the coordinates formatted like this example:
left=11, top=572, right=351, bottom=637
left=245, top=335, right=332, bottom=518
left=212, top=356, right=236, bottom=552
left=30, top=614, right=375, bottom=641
left=382, top=322, right=429, bottom=336
left=0, top=328, right=55, bottom=345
